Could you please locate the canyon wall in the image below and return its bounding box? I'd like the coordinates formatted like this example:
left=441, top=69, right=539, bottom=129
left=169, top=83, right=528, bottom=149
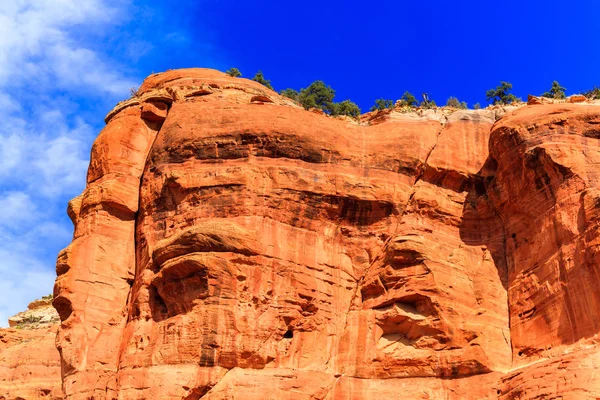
left=5, top=68, right=600, bottom=399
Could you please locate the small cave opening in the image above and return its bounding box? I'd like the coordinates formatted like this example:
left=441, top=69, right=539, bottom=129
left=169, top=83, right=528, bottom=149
left=283, top=330, right=294, bottom=339
left=53, top=295, right=73, bottom=322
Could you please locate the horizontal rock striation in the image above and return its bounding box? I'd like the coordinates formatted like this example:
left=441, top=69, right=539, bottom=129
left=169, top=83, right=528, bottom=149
left=0, top=297, right=61, bottom=399
left=44, top=69, right=600, bottom=399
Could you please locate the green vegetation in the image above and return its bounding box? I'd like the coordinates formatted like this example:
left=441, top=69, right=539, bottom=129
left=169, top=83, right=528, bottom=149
left=226, top=68, right=600, bottom=116
left=400, top=91, right=418, bottom=107
left=280, top=88, right=299, bottom=101
left=332, top=100, right=361, bottom=118
left=421, top=99, right=437, bottom=109
left=583, top=86, right=600, bottom=99
left=370, top=99, right=394, bottom=112
left=252, top=70, right=273, bottom=90
left=297, top=81, right=362, bottom=118
left=22, top=315, right=42, bottom=323
left=486, top=81, right=517, bottom=105
left=280, top=80, right=362, bottom=118
left=297, top=80, right=335, bottom=111
left=14, top=314, right=43, bottom=329
left=446, top=97, right=467, bottom=109
left=226, top=68, right=242, bottom=77
left=42, top=294, right=53, bottom=300
left=542, top=80, right=566, bottom=99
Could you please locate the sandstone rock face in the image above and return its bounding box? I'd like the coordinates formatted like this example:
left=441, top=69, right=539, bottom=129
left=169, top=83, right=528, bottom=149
left=0, top=299, right=61, bottom=400
left=8, top=296, right=59, bottom=328
left=53, top=102, right=162, bottom=399
left=486, top=105, right=600, bottom=358
left=527, top=94, right=553, bottom=105
left=51, top=69, right=600, bottom=399
left=568, top=94, right=588, bottom=103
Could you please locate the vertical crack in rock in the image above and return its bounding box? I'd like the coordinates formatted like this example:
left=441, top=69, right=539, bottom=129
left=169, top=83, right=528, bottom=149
left=480, top=179, right=513, bottom=365
left=414, top=123, right=444, bottom=187
left=113, top=99, right=172, bottom=396
left=337, top=122, right=445, bottom=375
left=399, top=122, right=444, bottom=216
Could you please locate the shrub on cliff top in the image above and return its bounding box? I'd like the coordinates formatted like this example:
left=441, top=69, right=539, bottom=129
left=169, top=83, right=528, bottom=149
left=399, top=91, right=418, bottom=107
left=486, top=81, right=517, bottom=105
left=370, top=98, right=394, bottom=112
left=446, top=97, right=468, bottom=109
left=332, top=100, right=361, bottom=118
left=298, top=80, right=336, bottom=112
left=226, top=68, right=242, bottom=77
left=129, top=86, right=139, bottom=98
left=282, top=80, right=361, bottom=117
left=280, top=88, right=299, bottom=101
left=542, top=81, right=566, bottom=99
left=252, top=70, right=273, bottom=90
left=421, top=99, right=437, bottom=109
left=582, top=86, right=600, bottom=99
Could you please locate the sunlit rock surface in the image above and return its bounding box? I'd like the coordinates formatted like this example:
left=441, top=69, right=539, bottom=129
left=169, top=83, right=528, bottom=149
left=45, top=69, right=600, bottom=399
left=0, top=297, right=61, bottom=399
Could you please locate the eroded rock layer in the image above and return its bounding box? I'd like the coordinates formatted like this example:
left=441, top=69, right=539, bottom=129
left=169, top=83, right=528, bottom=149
left=0, top=298, right=61, bottom=400
left=47, top=69, right=600, bottom=399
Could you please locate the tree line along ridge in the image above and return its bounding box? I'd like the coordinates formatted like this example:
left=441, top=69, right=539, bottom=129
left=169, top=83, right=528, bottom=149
left=224, top=68, right=600, bottom=118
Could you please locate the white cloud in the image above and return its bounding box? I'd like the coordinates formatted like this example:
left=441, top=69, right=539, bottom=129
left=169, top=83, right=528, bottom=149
left=0, top=0, right=133, bottom=92
left=0, top=190, right=59, bottom=326
left=0, top=253, right=56, bottom=327
left=0, top=133, right=27, bottom=177
left=31, top=127, right=92, bottom=197
left=0, top=102, right=92, bottom=197
left=48, top=44, right=134, bottom=95
left=0, top=191, right=37, bottom=228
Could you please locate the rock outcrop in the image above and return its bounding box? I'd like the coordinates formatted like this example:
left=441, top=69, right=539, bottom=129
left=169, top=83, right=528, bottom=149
left=8, top=296, right=60, bottom=329
left=39, top=69, right=600, bottom=399
left=0, top=298, right=61, bottom=399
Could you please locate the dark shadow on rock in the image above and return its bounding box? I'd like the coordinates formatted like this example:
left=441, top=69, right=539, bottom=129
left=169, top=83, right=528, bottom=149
left=458, top=157, right=508, bottom=290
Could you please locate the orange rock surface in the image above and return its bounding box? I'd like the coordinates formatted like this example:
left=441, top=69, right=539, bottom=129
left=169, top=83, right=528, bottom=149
left=46, top=69, right=600, bottom=399
left=0, top=321, right=61, bottom=399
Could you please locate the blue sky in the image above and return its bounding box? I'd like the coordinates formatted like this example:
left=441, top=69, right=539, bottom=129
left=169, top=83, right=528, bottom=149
left=0, top=0, right=598, bottom=326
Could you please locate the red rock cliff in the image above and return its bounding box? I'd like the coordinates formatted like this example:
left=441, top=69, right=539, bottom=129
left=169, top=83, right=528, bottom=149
left=46, top=69, right=600, bottom=399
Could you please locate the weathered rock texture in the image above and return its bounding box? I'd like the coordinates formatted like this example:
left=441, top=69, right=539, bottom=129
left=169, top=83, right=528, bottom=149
left=8, top=296, right=60, bottom=329
left=46, top=69, right=600, bottom=399
left=0, top=298, right=62, bottom=399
